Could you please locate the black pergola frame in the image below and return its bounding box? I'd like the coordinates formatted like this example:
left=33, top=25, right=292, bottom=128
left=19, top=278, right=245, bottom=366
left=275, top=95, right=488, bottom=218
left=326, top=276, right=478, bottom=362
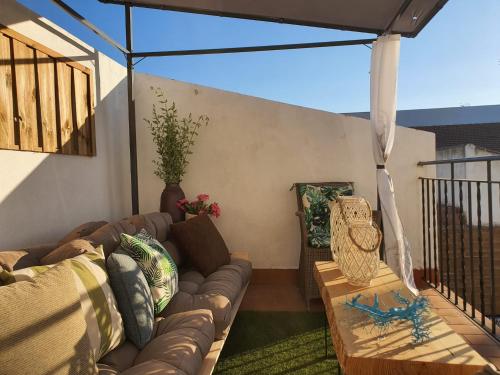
left=50, top=0, right=430, bottom=215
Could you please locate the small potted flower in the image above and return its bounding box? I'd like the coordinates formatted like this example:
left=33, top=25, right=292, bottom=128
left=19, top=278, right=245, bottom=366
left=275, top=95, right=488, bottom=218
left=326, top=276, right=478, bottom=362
left=176, top=194, right=221, bottom=220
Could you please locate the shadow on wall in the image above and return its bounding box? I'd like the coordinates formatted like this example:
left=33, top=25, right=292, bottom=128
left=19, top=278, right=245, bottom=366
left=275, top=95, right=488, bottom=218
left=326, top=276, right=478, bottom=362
left=0, top=9, right=131, bottom=249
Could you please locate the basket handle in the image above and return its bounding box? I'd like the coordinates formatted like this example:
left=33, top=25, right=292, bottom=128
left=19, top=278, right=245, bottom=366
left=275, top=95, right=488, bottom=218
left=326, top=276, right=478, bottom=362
left=347, top=224, right=383, bottom=252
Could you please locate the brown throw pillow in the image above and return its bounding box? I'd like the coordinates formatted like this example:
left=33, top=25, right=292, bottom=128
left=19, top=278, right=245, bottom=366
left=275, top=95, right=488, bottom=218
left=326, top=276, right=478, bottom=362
left=0, top=262, right=97, bottom=374
left=170, top=215, right=230, bottom=277
left=40, top=239, right=96, bottom=265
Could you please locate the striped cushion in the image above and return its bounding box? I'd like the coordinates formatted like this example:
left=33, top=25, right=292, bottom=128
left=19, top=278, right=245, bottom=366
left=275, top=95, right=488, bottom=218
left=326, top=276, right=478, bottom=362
left=120, top=229, right=178, bottom=315
left=0, top=246, right=125, bottom=360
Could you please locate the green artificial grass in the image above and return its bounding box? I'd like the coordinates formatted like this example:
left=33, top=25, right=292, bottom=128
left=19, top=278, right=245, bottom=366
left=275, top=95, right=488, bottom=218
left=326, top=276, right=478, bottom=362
left=214, top=311, right=338, bottom=375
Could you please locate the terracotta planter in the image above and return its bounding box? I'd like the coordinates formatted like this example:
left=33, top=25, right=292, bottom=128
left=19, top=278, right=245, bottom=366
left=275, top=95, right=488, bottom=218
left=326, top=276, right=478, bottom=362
left=160, top=183, right=185, bottom=223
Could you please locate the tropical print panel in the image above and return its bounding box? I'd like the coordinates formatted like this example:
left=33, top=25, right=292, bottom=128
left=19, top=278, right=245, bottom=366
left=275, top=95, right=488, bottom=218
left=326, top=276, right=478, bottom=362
left=299, top=184, right=353, bottom=248
left=120, top=230, right=178, bottom=315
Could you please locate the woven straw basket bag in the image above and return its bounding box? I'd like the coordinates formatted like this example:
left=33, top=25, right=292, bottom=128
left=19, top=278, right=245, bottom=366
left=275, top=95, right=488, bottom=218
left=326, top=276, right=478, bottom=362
left=330, top=196, right=382, bottom=286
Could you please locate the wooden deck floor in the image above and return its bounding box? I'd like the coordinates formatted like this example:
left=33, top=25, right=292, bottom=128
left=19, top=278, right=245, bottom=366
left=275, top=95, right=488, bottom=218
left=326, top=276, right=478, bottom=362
left=240, top=269, right=500, bottom=371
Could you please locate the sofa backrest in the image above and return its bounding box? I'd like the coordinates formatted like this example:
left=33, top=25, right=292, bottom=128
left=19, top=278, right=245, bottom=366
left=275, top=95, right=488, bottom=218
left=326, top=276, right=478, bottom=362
left=0, top=212, right=184, bottom=271
left=82, top=212, right=184, bottom=266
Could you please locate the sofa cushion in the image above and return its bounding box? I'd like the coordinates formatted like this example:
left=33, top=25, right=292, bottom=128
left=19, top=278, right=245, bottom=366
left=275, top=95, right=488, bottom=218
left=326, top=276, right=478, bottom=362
left=0, top=244, right=56, bottom=271
left=1, top=247, right=125, bottom=360
left=170, top=214, right=230, bottom=277
left=159, top=254, right=252, bottom=338
left=106, top=250, right=155, bottom=349
left=120, top=231, right=178, bottom=315
left=0, top=262, right=97, bottom=375
left=134, top=309, right=214, bottom=375
left=160, top=290, right=231, bottom=339
left=58, top=221, right=108, bottom=245
left=40, top=239, right=96, bottom=265
left=84, top=213, right=173, bottom=257
left=97, top=364, right=120, bottom=375
left=120, top=360, right=187, bottom=375
left=0, top=250, right=31, bottom=272
left=99, top=341, right=139, bottom=372
left=229, top=254, right=253, bottom=285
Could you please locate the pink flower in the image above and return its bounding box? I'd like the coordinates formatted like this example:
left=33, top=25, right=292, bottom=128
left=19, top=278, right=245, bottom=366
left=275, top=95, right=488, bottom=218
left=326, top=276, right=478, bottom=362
left=209, top=202, right=221, bottom=218
left=176, top=198, right=189, bottom=210
left=197, top=193, right=209, bottom=202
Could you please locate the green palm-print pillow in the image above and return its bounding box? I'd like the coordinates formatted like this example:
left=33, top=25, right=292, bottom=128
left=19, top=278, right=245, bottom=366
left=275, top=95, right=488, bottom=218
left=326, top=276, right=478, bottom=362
left=120, top=230, right=178, bottom=314
left=299, top=184, right=353, bottom=248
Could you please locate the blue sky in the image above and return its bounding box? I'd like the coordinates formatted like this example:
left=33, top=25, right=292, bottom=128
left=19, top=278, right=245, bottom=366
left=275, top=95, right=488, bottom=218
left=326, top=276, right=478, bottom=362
left=19, top=0, right=500, bottom=113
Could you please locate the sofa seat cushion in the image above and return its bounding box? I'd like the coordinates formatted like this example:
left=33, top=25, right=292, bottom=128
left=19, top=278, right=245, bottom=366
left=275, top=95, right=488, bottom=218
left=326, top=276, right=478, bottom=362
left=99, top=341, right=139, bottom=372
left=97, top=363, right=120, bottom=375
left=180, top=254, right=251, bottom=303
left=133, top=309, right=214, bottom=375
left=120, top=360, right=187, bottom=375
left=198, top=269, right=243, bottom=303
left=159, top=254, right=252, bottom=338
left=228, top=255, right=252, bottom=285
left=159, top=291, right=230, bottom=339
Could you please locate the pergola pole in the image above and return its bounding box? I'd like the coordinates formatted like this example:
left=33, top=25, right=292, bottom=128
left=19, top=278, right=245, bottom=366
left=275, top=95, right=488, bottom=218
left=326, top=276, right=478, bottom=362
left=51, top=0, right=129, bottom=54
left=125, top=5, right=139, bottom=215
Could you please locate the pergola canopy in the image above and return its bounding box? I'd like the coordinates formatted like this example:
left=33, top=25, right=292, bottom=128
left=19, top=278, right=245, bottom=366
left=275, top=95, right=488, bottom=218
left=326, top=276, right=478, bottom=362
left=99, top=0, right=447, bottom=37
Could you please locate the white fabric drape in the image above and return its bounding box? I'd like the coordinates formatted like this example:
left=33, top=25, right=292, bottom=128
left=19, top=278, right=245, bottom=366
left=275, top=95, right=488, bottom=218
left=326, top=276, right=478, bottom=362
left=370, top=34, right=418, bottom=295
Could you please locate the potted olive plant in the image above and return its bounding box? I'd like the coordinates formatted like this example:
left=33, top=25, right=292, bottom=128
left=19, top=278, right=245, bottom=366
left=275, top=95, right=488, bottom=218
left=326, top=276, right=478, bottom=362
left=145, top=87, right=209, bottom=222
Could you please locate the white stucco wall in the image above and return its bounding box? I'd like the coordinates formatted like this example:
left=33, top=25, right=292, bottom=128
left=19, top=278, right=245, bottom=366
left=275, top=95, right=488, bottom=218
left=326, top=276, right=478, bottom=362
left=134, top=74, right=436, bottom=269
left=0, top=1, right=131, bottom=248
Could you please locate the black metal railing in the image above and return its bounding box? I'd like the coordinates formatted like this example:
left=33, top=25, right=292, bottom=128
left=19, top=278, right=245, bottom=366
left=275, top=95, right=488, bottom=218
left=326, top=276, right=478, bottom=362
left=418, top=156, right=500, bottom=340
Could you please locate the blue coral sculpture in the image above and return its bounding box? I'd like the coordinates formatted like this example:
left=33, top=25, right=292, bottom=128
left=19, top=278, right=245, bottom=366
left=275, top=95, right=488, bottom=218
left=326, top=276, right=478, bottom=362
left=346, top=291, right=430, bottom=344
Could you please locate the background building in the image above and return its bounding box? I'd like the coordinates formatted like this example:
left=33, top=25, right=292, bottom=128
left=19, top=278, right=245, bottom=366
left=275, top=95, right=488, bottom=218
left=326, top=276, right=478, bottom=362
left=350, top=105, right=500, bottom=224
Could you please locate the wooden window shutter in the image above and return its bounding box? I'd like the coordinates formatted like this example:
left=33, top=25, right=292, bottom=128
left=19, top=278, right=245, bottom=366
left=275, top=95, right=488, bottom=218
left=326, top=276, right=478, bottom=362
left=0, top=25, right=95, bottom=156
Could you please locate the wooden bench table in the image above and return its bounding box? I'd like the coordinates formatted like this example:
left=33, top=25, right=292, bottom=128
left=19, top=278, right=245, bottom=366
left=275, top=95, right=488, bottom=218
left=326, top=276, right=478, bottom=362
left=314, top=261, right=489, bottom=375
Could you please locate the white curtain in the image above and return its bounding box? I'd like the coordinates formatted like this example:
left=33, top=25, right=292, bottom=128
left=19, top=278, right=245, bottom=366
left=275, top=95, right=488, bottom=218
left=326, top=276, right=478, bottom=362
left=370, top=34, right=418, bottom=295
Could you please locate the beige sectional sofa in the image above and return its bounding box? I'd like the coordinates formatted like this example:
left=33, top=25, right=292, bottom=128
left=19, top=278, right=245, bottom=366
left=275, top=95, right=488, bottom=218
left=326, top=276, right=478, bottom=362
left=0, top=212, right=251, bottom=374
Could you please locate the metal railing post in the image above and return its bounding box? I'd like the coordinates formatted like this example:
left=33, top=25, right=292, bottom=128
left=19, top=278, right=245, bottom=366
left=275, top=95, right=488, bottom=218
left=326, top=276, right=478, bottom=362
left=487, top=161, right=496, bottom=335
left=451, top=162, right=458, bottom=305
